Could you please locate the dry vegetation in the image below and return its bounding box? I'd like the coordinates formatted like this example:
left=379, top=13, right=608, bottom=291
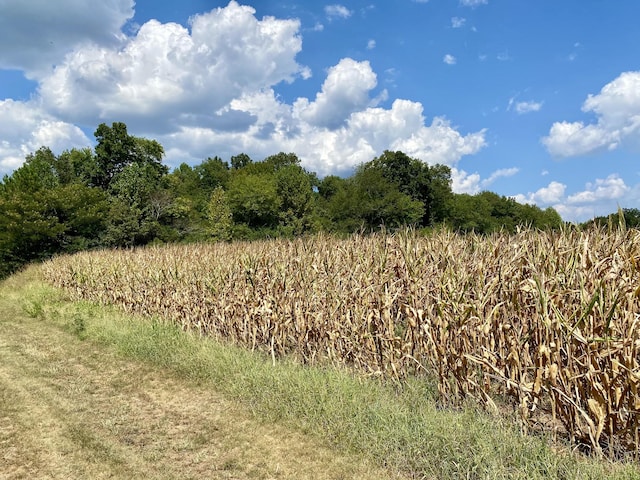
left=43, top=227, right=640, bottom=458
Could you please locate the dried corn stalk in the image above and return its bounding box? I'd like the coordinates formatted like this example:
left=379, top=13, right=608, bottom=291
left=43, top=227, right=640, bottom=457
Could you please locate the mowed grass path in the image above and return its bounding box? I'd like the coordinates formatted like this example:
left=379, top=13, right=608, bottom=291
left=0, top=269, right=400, bottom=480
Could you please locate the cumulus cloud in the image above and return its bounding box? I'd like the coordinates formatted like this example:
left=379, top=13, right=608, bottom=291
left=542, top=121, right=614, bottom=157
left=542, top=71, right=640, bottom=157
left=161, top=91, right=487, bottom=177
left=452, top=169, right=481, bottom=194
left=566, top=174, right=629, bottom=204
left=515, top=181, right=566, bottom=205
left=324, top=5, right=352, bottom=20
left=294, top=59, right=380, bottom=130
left=508, top=96, right=542, bottom=114
left=37, top=2, right=308, bottom=131
left=389, top=114, right=486, bottom=166
left=0, top=0, right=134, bottom=77
left=555, top=174, right=632, bottom=222
left=452, top=167, right=518, bottom=194
left=443, top=54, right=457, bottom=65
left=0, top=99, right=90, bottom=175
left=513, top=174, right=638, bottom=223
left=0, top=2, right=487, bottom=179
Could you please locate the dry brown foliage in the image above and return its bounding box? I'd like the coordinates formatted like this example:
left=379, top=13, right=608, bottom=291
left=43, top=227, right=640, bottom=458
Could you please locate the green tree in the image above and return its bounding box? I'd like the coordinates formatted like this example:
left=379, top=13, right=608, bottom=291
left=2, top=147, right=59, bottom=194
left=446, top=193, right=496, bottom=233
left=585, top=207, right=640, bottom=230
left=318, top=175, right=345, bottom=200
left=264, top=152, right=301, bottom=171
left=102, top=200, right=152, bottom=247
left=621, top=208, right=640, bottom=228
left=230, top=153, right=252, bottom=170
left=109, top=162, right=163, bottom=205
left=93, top=122, right=137, bottom=188
left=446, top=192, right=563, bottom=233
left=0, top=189, right=65, bottom=277
left=165, top=163, right=208, bottom=240
left=55, top=148, right=96, bottom=185
left=93, top=122, right=166, bottom=189
left=275, top=164, right=315, bottom=234
left=0, top=152, right=109, bottom=277
left=227, top=173, right=281, bottom=229
left=367, top=150, right=452, bottom=225
left=328, top=166, right=424, bottom=232
left=540, top=207, right=563, bottom=229
left=49, top=184, right=109, bottom=251
left=195, top=156, right=230, bottom=193
left=104, top=162, right=170, bottom=246
left=206, top=186, right=233, bottom=241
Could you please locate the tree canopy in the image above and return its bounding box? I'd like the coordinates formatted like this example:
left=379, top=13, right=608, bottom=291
left=0, top=123, right=569, bottom=279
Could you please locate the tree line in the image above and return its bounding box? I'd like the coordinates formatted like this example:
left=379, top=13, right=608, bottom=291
left=0, top=122, right=564, bottom=278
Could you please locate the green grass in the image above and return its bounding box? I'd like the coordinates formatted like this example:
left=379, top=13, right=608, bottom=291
left=26, top=267, right=640, bottom=480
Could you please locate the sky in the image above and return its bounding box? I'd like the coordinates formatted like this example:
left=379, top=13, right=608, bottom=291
left=1, top=1, right=639, bottom=222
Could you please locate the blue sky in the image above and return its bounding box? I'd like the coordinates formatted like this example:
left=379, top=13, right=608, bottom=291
left=1, top=1, right=639, bottom=221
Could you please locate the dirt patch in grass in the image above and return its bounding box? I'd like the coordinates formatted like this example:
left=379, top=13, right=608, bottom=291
left=0, top=270, right=403, bottom=480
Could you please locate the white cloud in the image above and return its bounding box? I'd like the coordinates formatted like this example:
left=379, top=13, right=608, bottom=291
left=451, top=17, right=466, bottom=28
left=38, top=2, right=307, bottom=130
left=367, top=39, right=376, bottom=50
left=0, top=99, right=90, bottom=175
left=294, top=58, right=379, bottom=130
left=443, top=54, right=457, bottom=65
left=554, top=174, right=633, bottom=223
left=482, top=167, right=519, bottom=187
left=460, top=0, right=488, bottom=7
left=389, top=114, right=486, bottom=166
left=324, top=5, right=352, bottom=20
left=543, top=71, right=640, bottom=157
left=567, top=42, right=581, bottom=62
left=566, top=174, right=629, bottom=204
left=0, top=3, right=487, bottom=180
left=0, top=0, right=134, bottom=77
left=515, top=101, right=542, bottom=114
left=507, top=94, right=542, bottom=115
left=514, top=181, right=566, bottom=205
left=513, top=174, right=638, bottom=223
left=542, top=121, right=615, bottom=157
left=161, top=91, right=486, bottom=177
left=452, top=169, right=481, bottom=194
left=452, top=167, right=518, bottom=194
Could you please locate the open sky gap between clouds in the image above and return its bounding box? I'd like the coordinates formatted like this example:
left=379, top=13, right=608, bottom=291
left=0, top=0, right=639, bottom=222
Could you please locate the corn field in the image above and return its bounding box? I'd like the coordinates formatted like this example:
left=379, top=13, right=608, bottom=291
left=42, top=227, right=640, bottom=458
